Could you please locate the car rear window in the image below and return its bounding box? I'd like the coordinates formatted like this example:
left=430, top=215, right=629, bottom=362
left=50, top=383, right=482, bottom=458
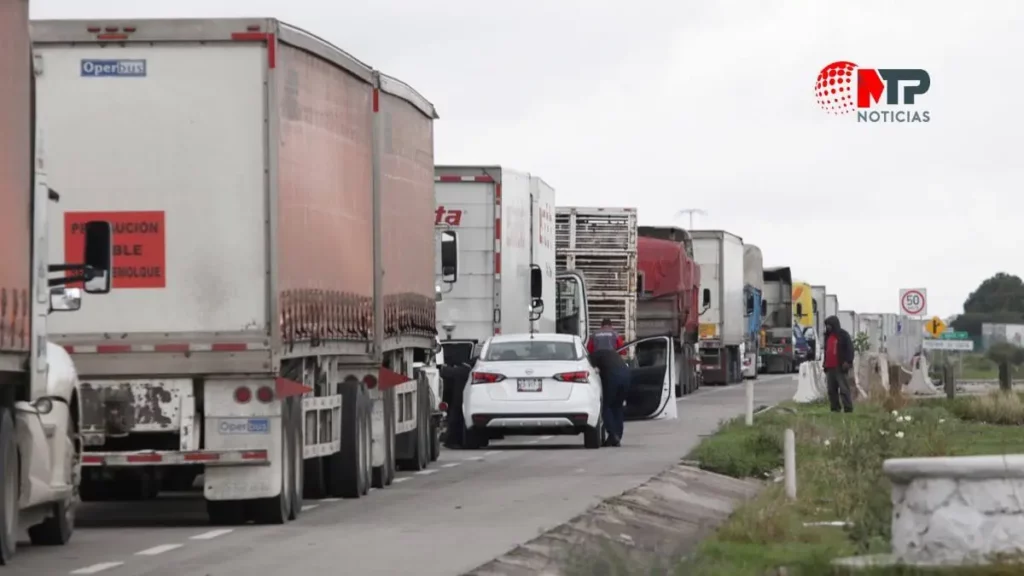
left=483, top=341, right=579, bottom=362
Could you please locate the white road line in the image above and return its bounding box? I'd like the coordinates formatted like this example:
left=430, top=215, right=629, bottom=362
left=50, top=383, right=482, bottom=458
left=415, top=469, right=438, bottom=475
left=320, top=498, right=340, bottom=503
left=442, top=462, right=461, bottom=468
left=464, top=456, right=484, bottom=461
left=301, top=504, right=319, bottom=511
left=539, top=435, right=554, bottom=440
left=525, top=440, right=540, bottom=445
left=483, top=450, right=502, bottom=456
left=136, top=544, right=183, bottom=556
left=190, top=529, right=233, bottom=541
left=393, top=476, right=411, bottom=483
left=71, top=563, right=125, bottom=575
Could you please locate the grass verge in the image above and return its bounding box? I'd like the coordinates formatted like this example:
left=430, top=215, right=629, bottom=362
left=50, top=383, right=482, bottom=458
left=682, top=395, right=1024, bottom=576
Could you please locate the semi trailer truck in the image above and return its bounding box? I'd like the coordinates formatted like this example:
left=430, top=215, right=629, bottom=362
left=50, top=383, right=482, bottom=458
left=0, top=0, right=114, bottom=562
left=761, top=267, right=797, bottom=373
left=690, top=230, right=745, bottom=385
left=742, top=245, right=765, bottom=379
left=635, top=226, right=702, bottom=407
left=33, top=17, right=454, bottom=525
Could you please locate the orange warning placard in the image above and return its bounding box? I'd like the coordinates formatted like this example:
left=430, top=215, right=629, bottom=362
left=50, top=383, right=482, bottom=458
left=64, top=211, right=166, bottom=289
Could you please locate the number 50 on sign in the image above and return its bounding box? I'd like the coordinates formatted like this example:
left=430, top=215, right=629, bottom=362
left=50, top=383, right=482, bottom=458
left=899, top=288, right=928, bottom=317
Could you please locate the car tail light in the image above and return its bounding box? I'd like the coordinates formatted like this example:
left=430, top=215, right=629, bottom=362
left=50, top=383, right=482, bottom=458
left=553, top=371, right=589, bottom=383
left=438, top=401, right=449, bottom=412
left=234, top=386, right=252, bottom=404
left=256, top=386, right=274, bottom=403
left=471, top=372, right=505, bottom=384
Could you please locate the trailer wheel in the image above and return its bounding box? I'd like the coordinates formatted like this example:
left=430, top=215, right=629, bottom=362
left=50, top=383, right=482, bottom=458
left=289, top=397, right=304, bottom=520
left=250, top=400, right=294, bottom=524
left=429, top=418, right=441, bottom=462
left=333, top=379, right=368, bottom=498
left=0, top=407, right=18, bottom=564
left=28, top=409, right=76, bottom=546
left=372, top=389, right=394, bottom=489
left=360, top=405, right=372, bottom=496
left=417, top=378, right=430, bottom=469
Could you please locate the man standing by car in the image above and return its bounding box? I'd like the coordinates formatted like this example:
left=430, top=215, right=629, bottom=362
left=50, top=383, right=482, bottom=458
left=440, top=359, right=473, bottom=448
left=589, top=347, right=630, bottom=446
left=823, top=315, right=855, bottom=413
left=587, top=318, right=625, bottom=355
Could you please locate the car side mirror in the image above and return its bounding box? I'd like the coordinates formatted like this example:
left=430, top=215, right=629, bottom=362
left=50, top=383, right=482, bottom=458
left=795, top=303, right=804, bottom=317
left=702, top=288, right=711, bottom=308
left=49, top=287, right=82, bottom=312
left=82, top=221, right=113, bottom=294
left=440, top=230, right=459, bottom=284
left=530, top=264, right=542, bottom=299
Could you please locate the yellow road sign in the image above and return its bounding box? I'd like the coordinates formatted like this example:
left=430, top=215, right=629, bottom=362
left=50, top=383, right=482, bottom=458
left=925, top=316, right=946, bottom=338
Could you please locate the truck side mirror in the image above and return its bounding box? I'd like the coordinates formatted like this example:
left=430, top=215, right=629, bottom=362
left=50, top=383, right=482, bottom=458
left=745, top=295, right=754, bottom=315
left=813, top=300, right=818, bottom=313
left=49, top=287, right=82, bottom=312
left=530, top=264, right=543, bottom=300
left=796, top=303, right=804, bottom=317
left=701, top=288, right=711, bottom=308
left=761, top=304, right=767, bottom=318
left=440, top=230, right=459, bottom=284
left=83, top=221, right=113, bottom=294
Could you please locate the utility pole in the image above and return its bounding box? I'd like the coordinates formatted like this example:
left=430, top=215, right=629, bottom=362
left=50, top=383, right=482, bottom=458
left=675, top=208, right=707, bottom=229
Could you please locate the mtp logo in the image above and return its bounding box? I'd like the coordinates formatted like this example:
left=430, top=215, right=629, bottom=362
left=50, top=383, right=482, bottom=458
left=815, top=61, right=931, bottom=123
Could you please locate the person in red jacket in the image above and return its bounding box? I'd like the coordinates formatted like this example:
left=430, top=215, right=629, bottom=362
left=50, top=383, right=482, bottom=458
left=586, top=318, right=626, bottom=355
left=823, top=315, right=855, bottom=413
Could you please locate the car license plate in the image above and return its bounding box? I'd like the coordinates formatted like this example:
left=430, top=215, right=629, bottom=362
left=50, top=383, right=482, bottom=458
left=517, top=378, right=542, bottom=392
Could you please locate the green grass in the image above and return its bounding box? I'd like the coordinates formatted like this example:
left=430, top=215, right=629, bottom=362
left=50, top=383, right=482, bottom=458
left=680, top=398, right=1024, bottom=576
left=958, top=353, right=1023, bottom=380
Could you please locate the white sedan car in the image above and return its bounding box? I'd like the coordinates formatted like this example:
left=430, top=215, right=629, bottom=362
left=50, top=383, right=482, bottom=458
left=462, top=333, right=603, bottom=449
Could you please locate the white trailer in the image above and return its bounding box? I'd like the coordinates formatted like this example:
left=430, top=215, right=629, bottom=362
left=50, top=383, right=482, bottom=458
left=826, top=294, right=838, bottom=320
left=690, top=230, right=745, bottom=385
left=33, top=17, right=449, bottom=525
left=554, top=207, right=637, bottom=344
left=838, top=310, right=857, bottom=338
left=434, top=166, right=561, bottom=343
left=0, top=1, right=114, bottom=562
left=810, top=285, right=826, bottom=359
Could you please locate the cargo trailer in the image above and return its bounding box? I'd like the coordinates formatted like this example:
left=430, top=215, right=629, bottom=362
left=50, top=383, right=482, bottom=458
left=690, top=230, right=745, bottom=385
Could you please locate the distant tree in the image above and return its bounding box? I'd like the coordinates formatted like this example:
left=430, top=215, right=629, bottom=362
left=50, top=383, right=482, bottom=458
left=986, top=342, right=1024, bottom=391
left=963, top=273, right=1024, bottom=314
left=950, top=273, right=1024, bottom=338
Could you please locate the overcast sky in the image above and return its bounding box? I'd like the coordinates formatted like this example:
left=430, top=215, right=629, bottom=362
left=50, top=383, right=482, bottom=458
left=33, top=0, right=1022, bottom=318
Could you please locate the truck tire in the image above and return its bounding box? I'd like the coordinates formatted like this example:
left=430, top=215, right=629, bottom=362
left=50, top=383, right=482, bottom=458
left=288, top=397, right=304, bottom=521
left=417, top=378, right=430, bottom=469
left=372, top=389, right=395, bottom=489
left=430, top=418, right=441, bottom=462
left=360, top=411, right=372, bottom=496
left=28, top=409, right=76, bottom=546
left=250, top=401, right=295, bottom=524
left=0, top=407, right=18, bottom=564
left=334, top=379, right=369, bottom=498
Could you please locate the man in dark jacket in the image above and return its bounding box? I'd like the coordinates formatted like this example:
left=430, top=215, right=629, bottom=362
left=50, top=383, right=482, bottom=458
left=823, top=315, right=855, bottom=413
left=589, top=348, right=631, bottom=446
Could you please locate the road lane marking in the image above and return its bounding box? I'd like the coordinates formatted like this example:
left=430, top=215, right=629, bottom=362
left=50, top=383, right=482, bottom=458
left=393, top=477, right=411, bottom=483
left=464, top=456, right=484, bottom=461
left=320, top=498, right=340, bottom=503
left=525, top=440, right=540, bottom=445
left=442, top=462, right=461, bottom=468
left=539, top=435, right=554, bottom=440
left=136, top=544, right=183, bottom=556
left=190, top=529, right=233, bottom=540
left=71, top=563, right=125, bottom=575
left=484, top=450, right=502, bottom=456
left=302, top=504, right=319, bottom=511
left=415, top=469, right=438, bottom=475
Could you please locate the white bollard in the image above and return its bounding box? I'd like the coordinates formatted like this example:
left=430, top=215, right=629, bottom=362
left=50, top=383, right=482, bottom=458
left=784, top=428, right=797, bottom=500
left=745, top=379, right=754, bottom=426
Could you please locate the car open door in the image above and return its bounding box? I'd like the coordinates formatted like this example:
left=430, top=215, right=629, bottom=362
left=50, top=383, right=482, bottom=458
left=617, top=336, right=677, bottom=421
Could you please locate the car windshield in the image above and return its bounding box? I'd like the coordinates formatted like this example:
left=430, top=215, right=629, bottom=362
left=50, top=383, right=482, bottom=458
left=483, top=340, right=579, bottom=362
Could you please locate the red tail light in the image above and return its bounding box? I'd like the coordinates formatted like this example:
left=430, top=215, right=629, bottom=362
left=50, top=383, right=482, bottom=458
left=554, top=371, right=590, bottom=383
left=438, top=401, right=449, bottom=412
left=234, top=386, right=252, bottom=404
left=256, top=386, right=274, bottom=403
left=471, top=372, right=505, bottom=384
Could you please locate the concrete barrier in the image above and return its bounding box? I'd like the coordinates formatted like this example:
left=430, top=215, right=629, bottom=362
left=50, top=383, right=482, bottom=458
left=793, top=361, right=826, bottom=403
left=463, top=465, right=762, bottom=576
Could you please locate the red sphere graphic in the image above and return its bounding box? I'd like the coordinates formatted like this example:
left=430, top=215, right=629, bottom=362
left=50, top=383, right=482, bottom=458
left=815, top=61, right=857, bottom=115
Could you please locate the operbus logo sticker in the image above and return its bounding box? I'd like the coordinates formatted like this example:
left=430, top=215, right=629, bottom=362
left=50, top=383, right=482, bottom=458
left=815, top=61, right=931, bottom=123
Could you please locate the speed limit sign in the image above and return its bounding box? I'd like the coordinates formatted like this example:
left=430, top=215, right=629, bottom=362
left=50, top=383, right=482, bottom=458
left=899, top=288, right=928, bottom=316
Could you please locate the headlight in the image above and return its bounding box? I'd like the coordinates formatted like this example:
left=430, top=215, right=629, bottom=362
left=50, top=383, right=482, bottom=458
left=34, top=397, right=54, bottom=415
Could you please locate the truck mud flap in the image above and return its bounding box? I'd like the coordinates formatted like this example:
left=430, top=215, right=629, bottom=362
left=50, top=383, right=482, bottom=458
left=80, top=380, right=183, bottom=439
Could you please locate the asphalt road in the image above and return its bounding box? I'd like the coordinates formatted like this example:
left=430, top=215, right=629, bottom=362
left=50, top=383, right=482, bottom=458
left=9, top=374, right=796, bottom=576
